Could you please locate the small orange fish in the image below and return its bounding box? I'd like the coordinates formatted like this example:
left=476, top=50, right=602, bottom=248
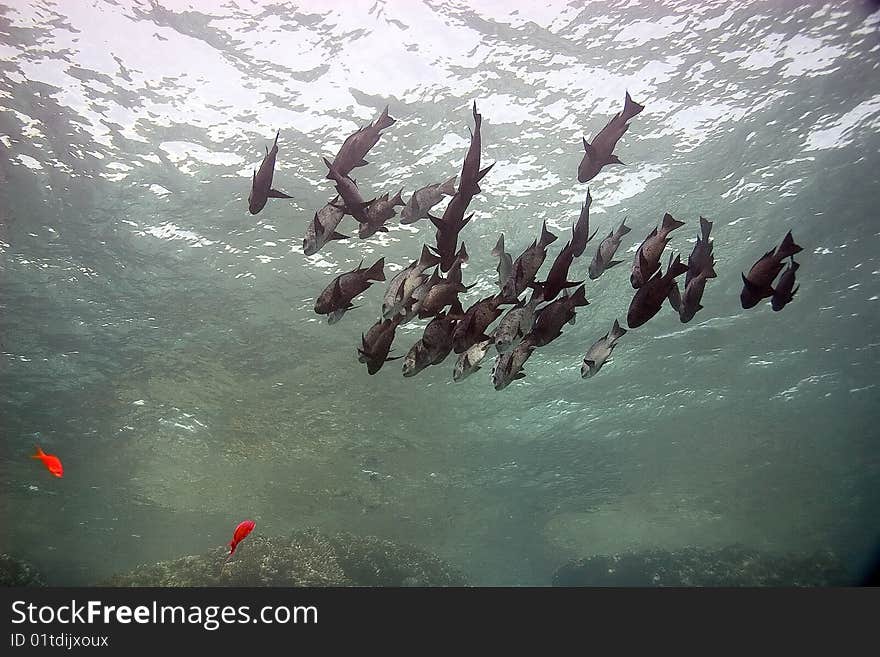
left=228, top=519, right=255, bottom=558
left=32, top=446, right=63, bottom=478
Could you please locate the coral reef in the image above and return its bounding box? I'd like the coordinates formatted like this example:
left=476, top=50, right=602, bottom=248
left=552, top=545, right=851, bottom=586
left=0, top=553, right=45, bottom=587
left=103, top=530, right=468, bottom=587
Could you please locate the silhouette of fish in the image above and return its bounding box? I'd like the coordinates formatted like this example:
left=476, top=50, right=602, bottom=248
left=741, top=231, right=802, bottom=309
left=631, top=213, right=685, bottom=289
left=577, top=91, right=644, bottom=183
left=303, top=196, right=348, bottom=256
left=581, top=320, right=627, bottom=378
left=627, top=253, right=688, bottom=328
left=248, top=130, right=292, bottom=214
left=570, top=189, right=599, bottom=258
left=331, top=105, right=395, bottom=177
left=588, top=217, right=630, bottom=280
left=771, top=257, right=800, bottom=312
left=400, top=177, right=457, bottom=224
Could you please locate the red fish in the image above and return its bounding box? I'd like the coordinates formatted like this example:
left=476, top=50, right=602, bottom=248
left=228, top=520, right=255, bottom=557
left=32, top=446, right=63, bottom=478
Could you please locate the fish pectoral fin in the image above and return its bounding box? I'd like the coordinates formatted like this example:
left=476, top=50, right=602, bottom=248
left=385, top=355, right=403, bottom=362
left=583, top=359, right=595, bottom=369
left=514, top=372, right=526, bottom=380
left=606, top=260, right=622, bottom=268
left=356, top=158, right=369, bottom=167
left=268, top=188, right=292, bottom=199
left=330, top=231, right=350, bottom=241
left=608, top=154, right=624, bottom=165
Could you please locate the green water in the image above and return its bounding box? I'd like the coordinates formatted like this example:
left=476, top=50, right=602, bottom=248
left=1, top=0, right=879, bottom=585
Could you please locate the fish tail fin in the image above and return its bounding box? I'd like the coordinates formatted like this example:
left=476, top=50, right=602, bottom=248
left=667, top=253, right=688, bottom=279
left=540, top=220, right=558, bottom=248
left=570, top=285, right=589, bottom=307
left=391, top=188, right=404, bottom=206
left=491, top=234, right=505, bottom=258
left=273, top=129, right=280, bottom=149
left=584, top=188, right=592, bottom=209
left=705, top=264, right=718, bottom=279
left=418, top=244, right=442, bottom=269
left=609, top=319, right=627, bottom=342
left=472, top=100, right=481, bottom=131
left=661, top=212, right=685, bottom=233
left=439, top=176, right=457, bottom=196
left=375, top=105, right=395, bottom=131
left=777, top=230, right=803, bottom=260
left=617, top=217, right=631, bottom=237
left=365, top=257, right=386, bottom=282
left=699, top=216, right=713, bottom=243
left=622, top=91, right=645, bottom=122
left=668, top=281, right=682, bottom=313
left=456, top=242, right=469, bottom=263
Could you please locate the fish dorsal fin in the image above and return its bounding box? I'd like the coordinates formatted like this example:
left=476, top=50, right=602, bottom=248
left=582, top=137, right=595, bottom=156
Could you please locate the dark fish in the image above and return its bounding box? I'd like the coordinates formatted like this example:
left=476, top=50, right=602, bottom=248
left=383, top=245, right=441, bottom=319
left=322, top=157, right=373, bottom=224
left=491, top=334, right=537, bottom=391
left=452, top=294, right=505, bottom=354
left=446, top=243, right=469, bottom=285
left=501, top=221, right=557, bottom=301
left=627, top=253, right=688, bottom=328
left=403, top=312, right=456, bottom=377
left=453, top=339, right=493, bottom=382
left=686, top=216, right=714, bottom=288
left=491, top=234, right=513, bottom=290
left=400, top=176, right=457, bottom=224
left=332, top=105, right=395, bottom=177
left=314, top=257, right=385, bottom=321
left=401, top=268, right=444, bottom=324
left=570, top=189, right=599, bottom=258
left=581, top=319, right=627, bottom=378
left=741, top=231, right=803, bottom=309
left=588, top=217, right=630, bottom=280
left=416, top=279, right=470, bottom=319
left=530, top=285, right=589, bottom=347
left=303, top=196, right=348, bottom=256
left=493, top=286, right=543, bottom=354
left=541, top=241, right=582, bottom=302
left=771, top=258, right=800, bottom=312
left=431, top=207, right=473, bottom=273
left=459, top=101, right=495, bottom=199
left=577, top=91, right=644, bottom=183
left=358, top=316, right=402, bottom=375
left=668, top=264, right=716, bottom=323
left=248, top=130, right=292, bottom=215
left=631, top=212, right=685, bottom=288
left=358, top=189, right=405, bottom=238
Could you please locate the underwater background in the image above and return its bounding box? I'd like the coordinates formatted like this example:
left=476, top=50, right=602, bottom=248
left=1, top=0, right=879, bottom=586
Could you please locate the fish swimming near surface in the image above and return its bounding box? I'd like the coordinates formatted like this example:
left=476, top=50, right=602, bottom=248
left=581, top=319, right=627, bottom=378
left=501, top=221, right=558, bottom=302
left=403, top=313, right=456, bottom=377
left=31, top=446, right=63, bottom=478
left=248, top=130, right=292, bottom=215
left=631, top=212, right=685, bottom=289
left=452, top=294, right=506, bottom=354
left=331, top=105, right=396, bottom=177
left=431, top=191, right=474, bottom=273
left=669, top=264, right=717, bottom=323
left=358, top=316, right=403, bottom=375
left=322, top=157, right=374, bottom=224
left=541, top=241, right=582, bottom=302
left=458, top=101, right=495, bottom=199
left=401, top=269, right=445, bottom=324
left=383, top=246, right=441, bottom=319
left=686, top=216, right=714, bottom=288
left=570, top=189, right=599, bottom=258
left=445, top=242, right=469, bottom=285
left=771, top=258, right=800, bottom=312
left=530, top=285, right=589, bottom=347
left=492, top=334, right=537, bottom=391
left=577, top=91, right=644, bottom=184
left=627, top=253, right=688, bottom=328
left=491, top=234, right=513, bottom=290
left=669, top=218, right=717, bottom=323
left=741, top=231, right=803, bottom=309
left=416, top=278, right=471, bottom=319
left=227, top=520, right=256, bottom=559
left=493, top=285, right=544, bottom=354
left=400, top=176, right=457, bottom=224
left=303, top=195, right=348, bottom=256
left=315, top=257, right=385, bottom=322
left=588, top=217, right=630, bottom=280
left=453, top=339, right=493, bottom=382
left=358, top=189, right=405, bottom=238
